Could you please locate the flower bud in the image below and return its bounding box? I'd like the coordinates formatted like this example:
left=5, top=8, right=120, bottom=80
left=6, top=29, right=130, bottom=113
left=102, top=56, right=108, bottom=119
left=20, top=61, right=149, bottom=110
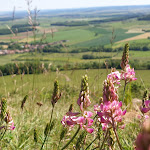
left=51, top=80, right=61, bottom=107
left=120, top=43, right=129, bottom=70
left=1, top=98, right=7, bottom=120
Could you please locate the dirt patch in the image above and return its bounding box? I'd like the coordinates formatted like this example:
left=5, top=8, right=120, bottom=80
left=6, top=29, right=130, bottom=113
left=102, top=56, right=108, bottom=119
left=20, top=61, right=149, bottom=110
left=116, top=32, right=150, bottom=43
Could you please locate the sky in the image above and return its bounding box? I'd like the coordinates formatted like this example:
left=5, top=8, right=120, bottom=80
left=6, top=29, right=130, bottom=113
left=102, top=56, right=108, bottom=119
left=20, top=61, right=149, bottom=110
left=1, top=0, right=150, bottom=12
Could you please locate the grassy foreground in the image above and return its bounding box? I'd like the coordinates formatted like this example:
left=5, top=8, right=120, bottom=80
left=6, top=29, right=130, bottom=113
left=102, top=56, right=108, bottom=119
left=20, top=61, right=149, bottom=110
left=0, top=69, right=150, bottom=149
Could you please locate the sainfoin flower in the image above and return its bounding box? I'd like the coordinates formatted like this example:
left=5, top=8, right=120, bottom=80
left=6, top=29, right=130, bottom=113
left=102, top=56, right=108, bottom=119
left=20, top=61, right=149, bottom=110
left=103, top=79, right=118, bottom=103
left=77, top=75, right=91, bottom=111
left=7, top=120, right=15, bottom=130
left=61, top=111, right=80, bottom=127
left=140, top=100, right=150, bottom=114
left=96, top=100, right=126, bottom=130
left=4, top=111, right=15, bottom=130
left=76, top=111, right=94, bottom=133
left=61, top=75, right=94, bottom=133
left=77, top=92, right=91, bottom=111
left=61, top=111, right=94, bottom=133
left=107, top=70, right=121, bottom=85
left=121, top=64, right=137, bottom=83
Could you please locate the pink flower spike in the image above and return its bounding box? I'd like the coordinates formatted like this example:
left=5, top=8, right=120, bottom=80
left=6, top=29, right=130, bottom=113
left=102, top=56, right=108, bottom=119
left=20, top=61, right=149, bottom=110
left=107, top=71, right=121, bottom=84
left=96, top=100, right=126, bottom=130
left=121, top=64, right=137, bottom=83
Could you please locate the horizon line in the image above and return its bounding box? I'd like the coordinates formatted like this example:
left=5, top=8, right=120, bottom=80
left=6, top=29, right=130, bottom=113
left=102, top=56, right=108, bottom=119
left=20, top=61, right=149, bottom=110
left=0, top=4, right=150, bottom=13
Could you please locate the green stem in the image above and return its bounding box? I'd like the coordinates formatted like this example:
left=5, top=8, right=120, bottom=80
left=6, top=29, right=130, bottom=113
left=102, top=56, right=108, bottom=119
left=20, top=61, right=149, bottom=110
left=93, top=114, right=97, bottom=120
left=0, top=128, right=7, bottom=141
left=40, top=106, right=54, bottom=150
left=61, top=126, right=80, bottom=150
left=122, top=81, right=127, bottom=103
left=85, top=136, right=98, bottom=150
left=99, top=129, right=109, bottom=150
left=113, top=127, right=123, bottom=150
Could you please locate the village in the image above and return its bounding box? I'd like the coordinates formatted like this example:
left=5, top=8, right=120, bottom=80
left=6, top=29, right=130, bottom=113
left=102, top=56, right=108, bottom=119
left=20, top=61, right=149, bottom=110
left=0, top=40, right=68, bottom=55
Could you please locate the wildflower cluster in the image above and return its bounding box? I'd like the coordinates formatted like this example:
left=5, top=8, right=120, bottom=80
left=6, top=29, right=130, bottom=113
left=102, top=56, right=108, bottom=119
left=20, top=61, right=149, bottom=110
left=121, top=64, right=137, bottom=83
left=94, top=44, right=137, bottom=132
left=61, top=75, right=94, bottom=133
left=60, top=44, right=138, bottom=149
left=95, top=70, right=126, bottom=131
left=97, top=100, right=126, bottom=131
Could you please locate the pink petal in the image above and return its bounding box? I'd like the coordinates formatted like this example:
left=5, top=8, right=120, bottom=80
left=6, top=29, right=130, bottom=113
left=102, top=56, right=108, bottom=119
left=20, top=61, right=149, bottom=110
left=86, top=111, right=93, bottom=118
left=145, top=100, right=150, bottom=108
left=77, top=98, right=81, bottom=106
left=76, top=117, right=85, bottom=124
left=141, top=107, right=150, bottom=113
left=87, top=118, right=93, bottom=126
left=122, top=110, right=126, bottom=115
left=97, top=112, right=103, bottom=117
left=80, top=102, right=84, bottom=112
left=85, top=127, right=94, bottom=133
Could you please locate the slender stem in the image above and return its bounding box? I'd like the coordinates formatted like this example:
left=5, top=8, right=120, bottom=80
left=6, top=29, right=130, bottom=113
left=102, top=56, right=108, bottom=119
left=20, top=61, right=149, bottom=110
left=113, top=127, right=123, bottom=150
left=0, top=128, right=7, bottom=141
left=93, top=114, right=97, bottom=120
left=40, top=106, right=54, bottom=150
left=122, top=81, right=127, bottom=103
left=85, top=136, right=98, bottom=150
left=61, top=126, right=80, bottom=150
left=92, top=146, right=99, bottom=150
left=99, top=129, right=109, bottom=150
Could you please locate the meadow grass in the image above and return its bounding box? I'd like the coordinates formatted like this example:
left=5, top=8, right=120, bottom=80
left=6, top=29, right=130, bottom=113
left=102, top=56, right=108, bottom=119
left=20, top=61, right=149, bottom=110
left=0, top=68, right=149, bottom=149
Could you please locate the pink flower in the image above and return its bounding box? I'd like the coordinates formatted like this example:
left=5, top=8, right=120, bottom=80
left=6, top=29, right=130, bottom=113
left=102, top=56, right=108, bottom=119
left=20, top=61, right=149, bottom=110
left=96, top=100, right=126, bottom=130
left=61, top=115, right=78, bottom=127
left=77, top=92, right=91, bottom=111
left=7, top=121, right=15, bottom=130
left=61, top=111, right=94, bottom=133
left=140, top=100, right=150, bottom=114
left=94, top=104, right=101, bottom=113
left=107, top=71, right=121, bottom=85
left=103, top=79, right=118, bottom=103
left=76, top=111, right=94, bottom=133
left=61, top=111, right=80, bottom=127
left=121, top=64, right=137, bottom=83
